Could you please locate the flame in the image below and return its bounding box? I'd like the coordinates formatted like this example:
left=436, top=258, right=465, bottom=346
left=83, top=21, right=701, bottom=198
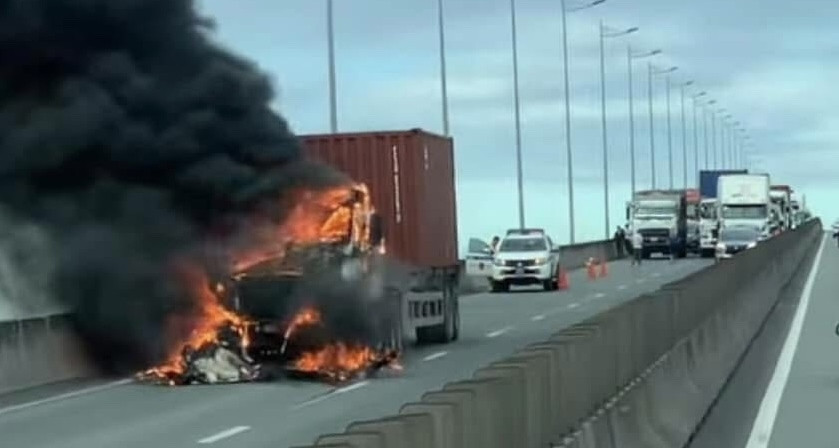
left=140, top=266, right=249, bottom=384
left=280, top=307, right=322, bottom=354
left=292, top=343, right=399, bottom=382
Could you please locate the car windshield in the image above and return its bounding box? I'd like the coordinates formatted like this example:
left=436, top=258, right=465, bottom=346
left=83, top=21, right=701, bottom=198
left=720, top=228, right=760, bottom=242
left=721, top=205, right=767, bottom=219
left=498, top=237, right=547, bottom=252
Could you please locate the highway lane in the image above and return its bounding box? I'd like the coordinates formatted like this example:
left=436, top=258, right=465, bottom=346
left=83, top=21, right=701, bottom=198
left=744, top=235, right=839, bottom=448
left=0, top=257, right=710, bottom=448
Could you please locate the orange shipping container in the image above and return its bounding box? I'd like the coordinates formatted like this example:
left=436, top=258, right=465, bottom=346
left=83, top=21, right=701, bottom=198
left=299, top=129, right=458, bottom=269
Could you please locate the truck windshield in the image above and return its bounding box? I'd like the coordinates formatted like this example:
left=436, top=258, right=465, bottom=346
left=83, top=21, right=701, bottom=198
left=700, top=204, right=717, bottom=220
left=635, top=207, right=675, bottom=217
left=721, top=205, right=767, bottom=220
left=499, top=237, right=547, bottom=252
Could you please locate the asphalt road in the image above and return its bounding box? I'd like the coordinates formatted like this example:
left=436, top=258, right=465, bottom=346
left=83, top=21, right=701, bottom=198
left=747, top=235, right=839, bottom=448
left=0, top=257, right=709, bottom=448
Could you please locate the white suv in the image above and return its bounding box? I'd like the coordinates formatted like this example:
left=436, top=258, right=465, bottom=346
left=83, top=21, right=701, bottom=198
left=490, top=229, right=560, bottom=292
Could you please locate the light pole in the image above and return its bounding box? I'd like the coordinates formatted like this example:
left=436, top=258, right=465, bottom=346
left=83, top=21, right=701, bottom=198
left=719, top=118, right=726, bottom=168
left=703, top=99, right=716, bottom=169
left=648, top=64, right=677, bottom=189
left=665, top=75, right=673, bottom=188
left=510, top=0, right=525, bottom=229
left=627, top=47, right=661, bottom=197
left=731, top=121, right=740, bottom=169
left=691, top=91, right=706, bottom=185
left=326, top=0, right=338, bottom=132
left=679, top=81, right=693, bottom=188
left=437, top=0, right=450, bottom=136
left=598, top=23, right=637, bottom=239
left=561, top=0, right=606, bottom=243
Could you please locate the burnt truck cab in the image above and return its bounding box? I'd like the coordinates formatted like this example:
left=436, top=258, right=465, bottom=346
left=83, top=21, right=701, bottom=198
left=222, top=185, right=402, bottom=363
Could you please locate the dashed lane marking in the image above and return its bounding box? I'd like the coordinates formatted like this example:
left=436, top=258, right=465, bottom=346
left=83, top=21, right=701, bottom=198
left=486, top=326, right=513, bottom=338
left=617, top=284, right=628, bottom=290
left=197, top=426, right=251, bottom=444
left=292, top=381, right=371, bottom=409
left=422, top=351, right=449, bottom=362
left=530, top=314, right=546, bottom=321
left=567, top=303, right=580, bottom=309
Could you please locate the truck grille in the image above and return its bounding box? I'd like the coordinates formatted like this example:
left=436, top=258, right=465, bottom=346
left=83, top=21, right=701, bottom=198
left=639, top=229, right=670, bottom=242
left=504, top=259, right=537, bottom=267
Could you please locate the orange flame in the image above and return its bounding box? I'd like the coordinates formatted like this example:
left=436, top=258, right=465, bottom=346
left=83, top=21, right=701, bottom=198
left=293, top=343, right=389, bottom=381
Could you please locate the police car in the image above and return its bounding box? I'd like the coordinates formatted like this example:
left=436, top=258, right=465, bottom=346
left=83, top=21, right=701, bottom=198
left=488, top=229, right=561, bottom=292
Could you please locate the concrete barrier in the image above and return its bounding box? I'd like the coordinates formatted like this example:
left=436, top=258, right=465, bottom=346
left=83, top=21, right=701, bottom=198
left=0, top=314, right=93, bottom=395
left=299, top=220, right=822, bottom=448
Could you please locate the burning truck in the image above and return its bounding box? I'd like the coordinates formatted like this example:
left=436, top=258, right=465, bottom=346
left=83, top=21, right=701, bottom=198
left=139, top=129, right=461, bottom=385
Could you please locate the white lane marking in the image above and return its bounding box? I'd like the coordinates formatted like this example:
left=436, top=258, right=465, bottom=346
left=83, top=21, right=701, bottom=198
left=594, top=292, right=606, bottom=298
left=422, top=351, right=449, bottom=362
left=651, top=272, right=662, bottom=278
left=293, top=380, right=371, bottom=409
left=486, top=326, right=513, bottom=338
left=745, top=235, right=826, bottom=448
left=197, top=426, right=251, bottom=444
left=0, top=378, right=132, bottom=417
left=636, top=278, right=647, bottom=284
left=531, top=314, right=546, bottom=321
left=617, top=284, right=628, bottom=290
left=566, top=303, right=580, bottom=309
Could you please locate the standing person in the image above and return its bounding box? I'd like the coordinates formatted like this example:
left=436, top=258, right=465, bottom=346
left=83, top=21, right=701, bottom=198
left=490, top=235, right=501, bottom=254
left=631, top=230, right=644, bottom=265
left=613, top=226, right=625, bottom=258
left=833, top=228, right=839, bottom=248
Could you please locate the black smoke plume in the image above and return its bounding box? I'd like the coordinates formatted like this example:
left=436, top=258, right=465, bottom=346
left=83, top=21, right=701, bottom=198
left=0, top=0, right=344, bottom=374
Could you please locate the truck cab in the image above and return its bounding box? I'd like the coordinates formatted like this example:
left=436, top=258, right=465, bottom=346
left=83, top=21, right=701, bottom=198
left=698, top=198, right=719, bottom=257
left=628, top=190, right=688, bottom=259
left=718, top=174, right=771, bottom=239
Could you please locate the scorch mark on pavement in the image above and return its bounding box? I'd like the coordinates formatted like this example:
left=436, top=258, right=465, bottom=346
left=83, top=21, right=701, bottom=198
left=197, top=425, right=250, bottom=444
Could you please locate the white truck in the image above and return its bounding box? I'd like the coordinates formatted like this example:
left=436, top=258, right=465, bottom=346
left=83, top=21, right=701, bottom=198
left=718, top=174, right=771, bottom=238
left=770, top=185, right=793, bottom=231
left=698, top=198, right=719, bottom=257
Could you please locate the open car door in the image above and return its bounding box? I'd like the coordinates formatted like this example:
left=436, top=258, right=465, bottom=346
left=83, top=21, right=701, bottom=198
left=465, top=238, right=494, bottom=277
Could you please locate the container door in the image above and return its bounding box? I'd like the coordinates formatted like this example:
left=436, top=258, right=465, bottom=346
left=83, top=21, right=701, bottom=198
left=465, top=238, right=494, bottom=277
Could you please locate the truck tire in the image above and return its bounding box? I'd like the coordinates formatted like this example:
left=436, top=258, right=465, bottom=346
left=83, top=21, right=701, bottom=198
left=490, top=280, right=509, bottom=293
left=416, top=277, right=458, bottom=344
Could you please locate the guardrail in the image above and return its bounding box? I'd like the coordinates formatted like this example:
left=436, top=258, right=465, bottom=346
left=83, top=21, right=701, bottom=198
left=295, top=220, right=822, bottom=447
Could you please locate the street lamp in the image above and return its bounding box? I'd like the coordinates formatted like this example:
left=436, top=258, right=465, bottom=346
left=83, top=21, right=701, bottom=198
left=326, top=0, right=338, bottom=132
left=703, top=99, right=717, bottom=169
left=679, top=80, right=694, bottom=188
left=723, top=113, right=732, bottom=168
left=437, top=0, right=450, bottom=137
left=712, top=107, right=726, bottom=169
left=649, top=64, right=677, bottom=189
left=627, top=47, right=661, bottom=196
left=730, top=121, right=740, bottom=170
left=598, top=22, right=637, bottom=239
left=561, top=0, right=606, bottom=243
left=691, top=91, right=706, bottom=186
left=509, top=0, right=525, bottom=228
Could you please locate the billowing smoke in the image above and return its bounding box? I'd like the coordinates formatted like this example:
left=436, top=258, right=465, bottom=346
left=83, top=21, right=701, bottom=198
left=0, top=0, right=344, bottom=374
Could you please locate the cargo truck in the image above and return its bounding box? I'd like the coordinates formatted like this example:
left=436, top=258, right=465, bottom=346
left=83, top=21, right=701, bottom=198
left=698, top=169, right=748, bottom=257
left=685, top=188, right=701, bottom=254
left=226, top=129, right=461, bottom=369
left=770, top=185, right=793, bottom=231
left=718, top=173, right=771, bottom=238
left=627, top=189, right=688, bottom=259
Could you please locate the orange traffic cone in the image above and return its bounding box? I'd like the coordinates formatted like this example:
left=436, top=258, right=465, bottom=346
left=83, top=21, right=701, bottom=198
left=599, top=259, right=609, bottom=278
left=587, top=258, right=598, bottom=281
left=558, top=267, right=569, bottom=290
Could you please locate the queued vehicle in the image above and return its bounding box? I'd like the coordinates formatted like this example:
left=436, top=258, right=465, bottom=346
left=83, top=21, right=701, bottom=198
left=489, top=228, right=561, bottom=292
left=715, top=226, right=762, bottom=261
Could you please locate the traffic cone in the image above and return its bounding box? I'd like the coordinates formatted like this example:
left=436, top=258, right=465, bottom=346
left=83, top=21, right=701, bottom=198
left=558, top=267, right=569, bottom=290
left=587, top=258, right=598, bottom=281
left=599, top=259, right=609, bottom=278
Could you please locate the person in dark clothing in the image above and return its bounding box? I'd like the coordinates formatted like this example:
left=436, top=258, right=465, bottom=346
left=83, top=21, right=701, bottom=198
left=613, top=226, right=626, bottom=258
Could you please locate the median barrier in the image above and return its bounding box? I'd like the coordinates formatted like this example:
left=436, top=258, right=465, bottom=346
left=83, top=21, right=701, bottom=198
left=399, top=402, right=457, bottom=448
left=296, top=221, right=822, bottom=447
left=313, top=432, right=383, bottom=447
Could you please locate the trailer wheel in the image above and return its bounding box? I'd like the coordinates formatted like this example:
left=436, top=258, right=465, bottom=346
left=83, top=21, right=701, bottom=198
left=416, top=276, right=458, bottom=344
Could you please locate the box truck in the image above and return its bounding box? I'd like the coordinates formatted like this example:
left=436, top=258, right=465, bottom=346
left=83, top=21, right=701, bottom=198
left=718, top=173, right=771, bottom=238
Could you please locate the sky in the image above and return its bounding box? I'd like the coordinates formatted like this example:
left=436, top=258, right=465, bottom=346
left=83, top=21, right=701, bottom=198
left=198, top=0, right=839, bottom=252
